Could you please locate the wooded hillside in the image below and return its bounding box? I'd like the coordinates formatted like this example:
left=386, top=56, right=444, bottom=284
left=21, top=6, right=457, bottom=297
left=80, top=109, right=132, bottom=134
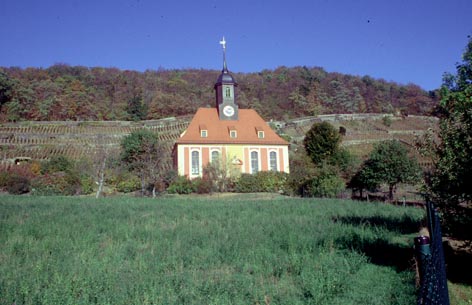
left=0, top=65, right=438, bottom=122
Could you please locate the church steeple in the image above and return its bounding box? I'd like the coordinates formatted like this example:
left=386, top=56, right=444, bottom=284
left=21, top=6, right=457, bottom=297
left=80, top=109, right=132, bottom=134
left=215, top=36, right=239, bottom=120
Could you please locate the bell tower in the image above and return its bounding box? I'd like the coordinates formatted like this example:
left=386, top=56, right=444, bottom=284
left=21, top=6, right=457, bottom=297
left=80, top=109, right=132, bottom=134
left=215, top=37, right=239, bottom=120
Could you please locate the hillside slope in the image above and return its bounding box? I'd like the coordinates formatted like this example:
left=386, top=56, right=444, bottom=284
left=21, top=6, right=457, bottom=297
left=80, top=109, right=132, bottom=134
left=0, top=65, right=438, bottom=122
left=0, top=114, right=437, bottom=168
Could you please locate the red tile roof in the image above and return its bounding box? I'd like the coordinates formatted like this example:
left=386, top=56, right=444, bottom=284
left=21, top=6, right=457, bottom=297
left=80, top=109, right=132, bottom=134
left=176, top=108, right=289, bottom=145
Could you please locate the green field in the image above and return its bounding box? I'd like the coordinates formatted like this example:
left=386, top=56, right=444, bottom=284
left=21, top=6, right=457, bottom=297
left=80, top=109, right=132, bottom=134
left=0, top=195, right=424, bottom=305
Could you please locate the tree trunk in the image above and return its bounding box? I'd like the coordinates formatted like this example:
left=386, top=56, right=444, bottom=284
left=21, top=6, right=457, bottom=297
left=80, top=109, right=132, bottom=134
left=95, top=156, right=107, bottom=199
left=96, top=170, right=105, bottom=199
left=152, top=185, right=156, bottom=198
left=141, top=174, right=146, bottom=197
left=389, top=184, right=394, bottom=202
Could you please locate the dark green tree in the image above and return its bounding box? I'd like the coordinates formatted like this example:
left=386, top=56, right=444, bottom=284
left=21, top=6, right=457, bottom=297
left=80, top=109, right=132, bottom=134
left=126, top=94, right=147, bottom=121
left=300, top=122, right=358, bottom=198
left=347, top=164, right=379, bottom=199
left=352, top=140, right=421, bottom=201
left=0, top=70, right=13, bottom=109
left=429, top=37, right=472, bottom=239
left=287, top=149, right=318, bottom=196
left=121, top=129, right=168, bottom=196
left=304, top=121, right=341, bottom=165
left=301, top=164, right=345, bottom=198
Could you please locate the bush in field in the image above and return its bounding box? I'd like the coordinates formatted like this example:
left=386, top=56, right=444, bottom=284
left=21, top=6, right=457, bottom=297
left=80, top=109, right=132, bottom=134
left=30, top=161, right=41, bottom=175
left=234, top=173, right=260, bottom=193
left=79, top=175, right=94, bottom=195
left=302, top=164, right=345, bottom=198
left=116, top=174, right=141, bottom=193
left=162, top=169, right=178, bottom=190
left=167, top=176, right=195, bottom=194
left=31, top=155, right=95, bottom=196
left=1, top=163, right=37, bottom=181
left=30, top=177, right=58, bottom=195
left=382, top=115, right=393, bottom=127
left=0, top=163, right=38, bottom=194
left=202, top=163, right=226, bottom=192
left=201, top=160, right=239, bottom=192
left=193, top=177, right=214, bottom=194
left=257, top=171, right=288, bottom=193
left=40, top=155, right=74, bottom=174
left=5, top=175, right=31, bottom=194
left=235, top=171, right=288, bottom=193
left=31, top=172, right=81, bottom=195
left=0, top=171, right=8, bottom=189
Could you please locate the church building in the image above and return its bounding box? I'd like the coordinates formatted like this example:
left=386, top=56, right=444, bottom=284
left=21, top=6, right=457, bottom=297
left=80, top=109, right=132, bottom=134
left=173, top=38, right=289, bottom=178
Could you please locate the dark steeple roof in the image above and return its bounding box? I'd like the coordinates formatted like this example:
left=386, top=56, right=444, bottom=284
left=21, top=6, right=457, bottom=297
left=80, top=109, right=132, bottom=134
left=215, top=36, right=237, bottom=86
left=216, top=70, right=236, bottom=84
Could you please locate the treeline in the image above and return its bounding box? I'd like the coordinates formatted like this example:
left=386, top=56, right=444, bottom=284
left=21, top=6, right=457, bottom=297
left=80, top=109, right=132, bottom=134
left=0, top=65, right=438, bottom=122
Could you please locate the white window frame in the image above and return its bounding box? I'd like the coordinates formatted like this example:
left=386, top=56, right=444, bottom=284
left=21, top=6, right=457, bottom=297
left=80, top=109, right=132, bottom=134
left=200, top=130, right=208, bottom=138
left=269, top=150, right=278, bottom=171
left=190, top=149, right=201, bottom=176
left=258, top=130, right=265, bottom=139
left=250, top=150, right=260, bottom=174
left=230, top=130, right=237, bottom=138
left=211, top=149, right=220, bottom=165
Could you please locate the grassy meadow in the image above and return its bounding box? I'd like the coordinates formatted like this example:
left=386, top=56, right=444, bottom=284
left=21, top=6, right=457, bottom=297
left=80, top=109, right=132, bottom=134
left=0, top=195, right=425, bottom=305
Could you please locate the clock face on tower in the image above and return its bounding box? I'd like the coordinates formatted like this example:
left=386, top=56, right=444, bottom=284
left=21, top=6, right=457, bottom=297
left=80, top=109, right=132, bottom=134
left=223, top=105, right=235, bottom=117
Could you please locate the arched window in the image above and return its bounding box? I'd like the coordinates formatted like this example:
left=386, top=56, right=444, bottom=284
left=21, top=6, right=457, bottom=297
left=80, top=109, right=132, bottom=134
left=211, top=150, right=220, bottom=164
left=269, top=151, right=278, bottom=171
left=250, top=151, right=259, bottom=174
left=191, top=151, right=200, bottom=175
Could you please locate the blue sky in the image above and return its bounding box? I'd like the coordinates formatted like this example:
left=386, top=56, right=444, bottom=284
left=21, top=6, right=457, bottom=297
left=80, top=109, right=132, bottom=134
left=1, top=0, right=471, bottom=90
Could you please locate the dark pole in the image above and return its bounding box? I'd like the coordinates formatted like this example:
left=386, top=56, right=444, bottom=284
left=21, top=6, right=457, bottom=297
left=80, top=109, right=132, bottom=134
left=426, top=200, right=434, bottom=243
left=414, top=235, right=431, bottom=283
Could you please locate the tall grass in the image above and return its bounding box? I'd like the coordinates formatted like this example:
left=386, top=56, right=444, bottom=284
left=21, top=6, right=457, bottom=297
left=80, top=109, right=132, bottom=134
left=0, top=195, right=424, bottom=305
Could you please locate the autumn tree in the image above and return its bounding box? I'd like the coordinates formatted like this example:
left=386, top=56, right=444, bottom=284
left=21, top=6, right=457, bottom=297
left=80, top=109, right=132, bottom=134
left=0, top=65, right=439, bottom=122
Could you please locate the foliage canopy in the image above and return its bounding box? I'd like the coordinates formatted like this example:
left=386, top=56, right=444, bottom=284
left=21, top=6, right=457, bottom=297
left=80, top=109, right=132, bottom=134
left=0, top=69, right=13, bottom=108
left=125, top=94, right=148, bottom=121
left=350, top=140, right=421, bottom=200
left=429, top=37, right=472, bottom=239
left=121, top=129, right=168, bottom=196
left=304, top=121, right=341, bottom=165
